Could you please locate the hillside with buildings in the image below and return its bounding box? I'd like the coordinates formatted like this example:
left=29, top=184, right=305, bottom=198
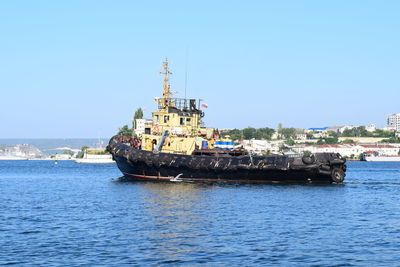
left=130, top=112, right=400, bottom=160
left=0, top=139, right=110, bottom=160
left=0, top=144, right=44, bottom=160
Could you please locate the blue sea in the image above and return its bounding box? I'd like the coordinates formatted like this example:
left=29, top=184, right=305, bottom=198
left=1, top=161, right=400, bottom=266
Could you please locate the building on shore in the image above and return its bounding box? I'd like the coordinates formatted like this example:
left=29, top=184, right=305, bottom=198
left=387, top=113, right=400, bottom=131
left=0, top=144, right=43, bottom=160
left=365, top=124, right=377, bottom=132
left=134, top=118, right=153, bottom=135
left=308, top=124, right=377, bottom=135
left=292, top=143, right=400, bottom=157
left=241, top=139, right=284, bottom=154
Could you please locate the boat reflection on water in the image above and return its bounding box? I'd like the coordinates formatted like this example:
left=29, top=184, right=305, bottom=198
left=142, top=182, right=212, bottom=263
left=117, top=179, right=216, bottom=263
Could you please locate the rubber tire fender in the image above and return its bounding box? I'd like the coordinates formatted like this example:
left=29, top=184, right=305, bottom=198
left=331, top=167, right=345, bottom=183
left=302, top=154, right=315, bottom=164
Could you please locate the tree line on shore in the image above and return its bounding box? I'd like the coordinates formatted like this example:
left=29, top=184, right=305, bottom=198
left=222, top=126, right=400, bottom=144
left=117, top=108, right=144, bottom=137
left=118, top=124, right=400, bottom=144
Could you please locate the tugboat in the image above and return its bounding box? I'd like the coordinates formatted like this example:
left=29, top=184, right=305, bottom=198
left=107, top=59, right=346, bottom=184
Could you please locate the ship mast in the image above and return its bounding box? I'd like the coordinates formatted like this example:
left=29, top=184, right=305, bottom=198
left=157, top=58, right=174, bottom=109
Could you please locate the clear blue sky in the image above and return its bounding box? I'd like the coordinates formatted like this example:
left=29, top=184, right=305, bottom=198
left=1, top=0, right=399, bottom=138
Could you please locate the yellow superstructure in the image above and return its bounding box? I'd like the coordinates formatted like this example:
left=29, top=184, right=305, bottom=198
left=141, top=58, right=214, bottom=155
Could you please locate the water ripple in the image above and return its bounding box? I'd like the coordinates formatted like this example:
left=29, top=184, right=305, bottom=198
left=1, top=160, right=400, bottom=266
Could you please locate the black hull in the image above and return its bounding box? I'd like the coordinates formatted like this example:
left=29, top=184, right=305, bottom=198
left=107, top=136, right=347, bottom=184
left=115, top=156, right=333, bottom=184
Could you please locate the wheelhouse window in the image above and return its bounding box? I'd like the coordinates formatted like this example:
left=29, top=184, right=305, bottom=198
left=180, top=118, right=185, bottom=125
left=164, top=115, right=169, bottom=123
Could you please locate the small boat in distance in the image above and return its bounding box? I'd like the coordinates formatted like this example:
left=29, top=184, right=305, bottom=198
left=75, top=148, right=115, bottom=164
left=107, top=59, right=346, bottom=183
left=361, top=151, right=400, bottom=162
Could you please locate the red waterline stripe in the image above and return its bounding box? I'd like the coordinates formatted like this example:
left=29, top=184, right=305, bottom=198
left=123, top=173, right=289, bottom=184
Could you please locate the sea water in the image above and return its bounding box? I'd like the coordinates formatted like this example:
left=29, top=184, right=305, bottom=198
left=1, top=161, right=400, bottom=266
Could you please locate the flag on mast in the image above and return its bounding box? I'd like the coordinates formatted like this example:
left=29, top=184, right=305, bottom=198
left=201, top=103, right=208, bottom=108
